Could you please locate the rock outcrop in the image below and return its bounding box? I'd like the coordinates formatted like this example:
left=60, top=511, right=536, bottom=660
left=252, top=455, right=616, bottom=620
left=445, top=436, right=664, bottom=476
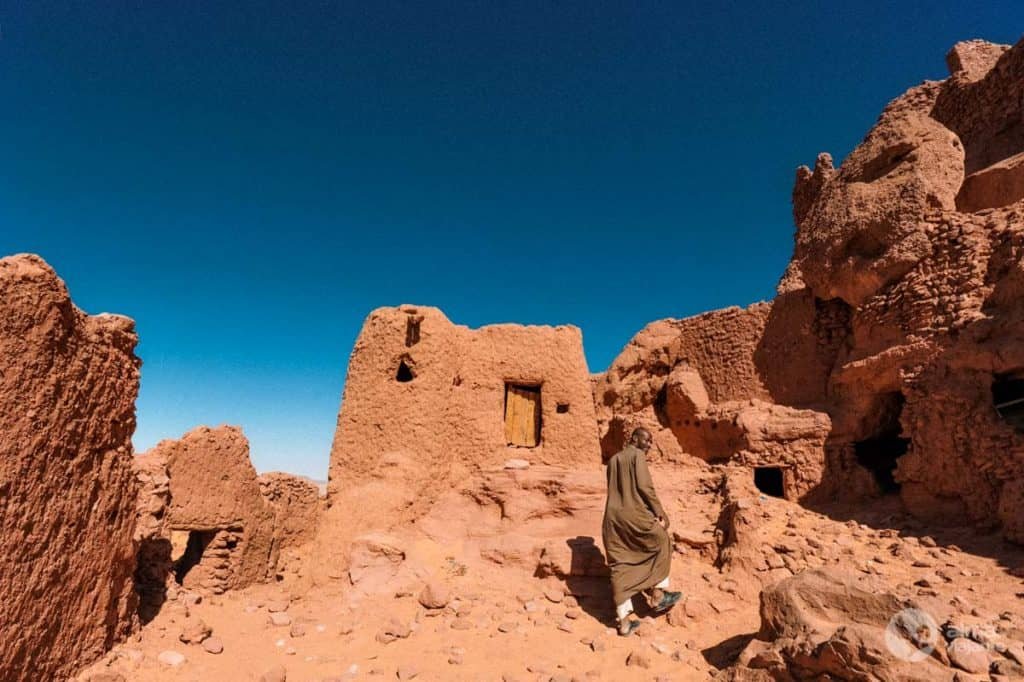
left=598, top=37, right=1024, bottom=539
left=0, top=254, right=141, bottom=681
left=732, top=569, right=950, bottom=681
left=595, top=305, right=833, bottom=500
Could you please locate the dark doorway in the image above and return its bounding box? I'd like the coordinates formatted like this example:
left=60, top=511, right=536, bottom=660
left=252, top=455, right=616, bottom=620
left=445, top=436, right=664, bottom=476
left=174, top=530, right=215, bottom=584
left=754, top=466, right=785, bottom=498
left=396, top=359, right=415, bottom=382
left=854, top=392, right=909, bottom=494
left=993, top=373, right=1024, bottom=431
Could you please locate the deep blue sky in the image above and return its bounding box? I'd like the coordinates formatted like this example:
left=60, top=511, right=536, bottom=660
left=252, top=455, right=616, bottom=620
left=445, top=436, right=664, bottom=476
left=3, top=3, right=1021, bottom=478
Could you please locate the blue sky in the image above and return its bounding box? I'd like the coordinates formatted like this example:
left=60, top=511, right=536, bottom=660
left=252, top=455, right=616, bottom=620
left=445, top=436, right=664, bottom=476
left=2, top=2, right=1021, bottom=478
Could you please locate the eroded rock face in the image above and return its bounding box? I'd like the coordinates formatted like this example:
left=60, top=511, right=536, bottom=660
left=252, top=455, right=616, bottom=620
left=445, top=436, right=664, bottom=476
left=792, top=38, right=1024, bottom=537
left=315, top=305, right=599, bottom=578
left=600, top=38, right=1024, bottom=538
left=0, top=254, right=141, bottom=681
left=734, top=569, right=950, bottom=681
left=595, top=305, right=833, bottom=500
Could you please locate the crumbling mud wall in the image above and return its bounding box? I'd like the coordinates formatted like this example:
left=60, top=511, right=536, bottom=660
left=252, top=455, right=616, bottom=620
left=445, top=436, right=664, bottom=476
left=594, top=303, right=833, bottom=500
left=315, top=305, right=600, bottom=578
left=133, top=426, right=279, bottom=605
left=0, top=254, right=141, bottom=682
left=259, top=472, right=322, bottom=582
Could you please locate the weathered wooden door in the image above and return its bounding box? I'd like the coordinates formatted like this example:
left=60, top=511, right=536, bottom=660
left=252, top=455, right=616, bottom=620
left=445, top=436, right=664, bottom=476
left=505, top=384, right=541, bottom=447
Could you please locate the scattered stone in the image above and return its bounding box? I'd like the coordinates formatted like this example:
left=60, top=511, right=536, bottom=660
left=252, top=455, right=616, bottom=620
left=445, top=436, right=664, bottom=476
left=948, top=638, right=990, bottom=674
left=269, top=612, right=292, bottom=627
left=503, top=458, right=530, bottom=470
left=267, top=600, right=290, bottom=613
left=626, top=650, right=652, bottom=669
left=178, top=619, right=212, bottom=644
left=498, top=621, right=516, bottom=633
left=418, top=580, right=451, bottom=609
left=290, top=622, right=307, bottom=638
left=198, top=636, right=222, bottom=654
left=544, top=587, right=564, bottom=603
left=564, top=608, right=581, bottom=620
left=260, top=665, right=287, bottom=682
left=157, top=650, right=186, bottom=667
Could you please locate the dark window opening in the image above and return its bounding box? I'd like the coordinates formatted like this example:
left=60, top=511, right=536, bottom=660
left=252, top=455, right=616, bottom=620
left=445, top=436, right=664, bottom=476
left=854, top=392, right=909, bottom=494
left=754, top=467, right=785, bottom=498
left=505, top=383, right=542, bottom=447
left=174, top=530, right=215, bottom=584
left=396, top=359, right=415, bottom=382
left=993, top=374, right=1024, bottom=432
left=556, top=403, right=570, bottom=414
left=405, top=315, right=423, bottom=347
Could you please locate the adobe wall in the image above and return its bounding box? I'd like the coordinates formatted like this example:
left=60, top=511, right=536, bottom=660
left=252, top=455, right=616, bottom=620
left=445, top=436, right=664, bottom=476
left=316, top=305, right=599, bottom=576
left=0, top=254, right=141, bottom=681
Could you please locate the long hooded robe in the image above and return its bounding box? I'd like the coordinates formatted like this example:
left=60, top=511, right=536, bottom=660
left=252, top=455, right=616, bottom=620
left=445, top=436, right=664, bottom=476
left=601, top=444, right=672, bottom=608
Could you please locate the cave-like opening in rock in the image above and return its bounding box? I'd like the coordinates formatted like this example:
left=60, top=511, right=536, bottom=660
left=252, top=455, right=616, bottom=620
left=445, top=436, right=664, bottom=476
left=992, top=373, right=1024, bottom=431
left=854, top=392, right=909, bottom=494
left=754, top=466, right=785, bottom=498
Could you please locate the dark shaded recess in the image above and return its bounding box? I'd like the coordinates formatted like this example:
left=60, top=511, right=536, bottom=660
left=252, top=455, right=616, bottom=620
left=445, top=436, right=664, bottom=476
left=174, top=530, right=216, bottom=584
left=396, top=359, right=415, bottom=382
left=754, top=466, right=785, bottom=498
left=854, top=392, right=909, bottom=494
left=993, top=374, right=1024, bottom=431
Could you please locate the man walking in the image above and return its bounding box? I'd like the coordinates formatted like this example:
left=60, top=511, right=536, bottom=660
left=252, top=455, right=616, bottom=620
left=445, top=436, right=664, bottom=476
left=602, top=427, right=681, bottom=636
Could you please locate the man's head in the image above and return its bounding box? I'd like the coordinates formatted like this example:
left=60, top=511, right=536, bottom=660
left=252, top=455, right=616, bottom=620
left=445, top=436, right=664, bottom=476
left=628, top=427, right=653, bottom=453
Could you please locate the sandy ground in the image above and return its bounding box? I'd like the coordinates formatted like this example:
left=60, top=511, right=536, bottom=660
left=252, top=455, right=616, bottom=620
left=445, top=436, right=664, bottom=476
left=79, top=465, right=1024, bottom=681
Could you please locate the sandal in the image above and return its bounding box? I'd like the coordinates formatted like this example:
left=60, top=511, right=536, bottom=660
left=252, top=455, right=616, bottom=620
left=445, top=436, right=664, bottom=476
left=617, top=619, right=642, bottom=637
left=653, top=590, right=682, bottom=613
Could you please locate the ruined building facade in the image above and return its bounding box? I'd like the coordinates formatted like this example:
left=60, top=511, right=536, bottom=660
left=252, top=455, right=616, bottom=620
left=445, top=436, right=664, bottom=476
left=315, top=305, right=600, bottom=576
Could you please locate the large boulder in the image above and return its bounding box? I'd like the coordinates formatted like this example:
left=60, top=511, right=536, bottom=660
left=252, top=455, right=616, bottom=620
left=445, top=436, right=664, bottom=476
left=0, top=254, right=141, bottom=681
left=733, top=569, right=951, bottom=681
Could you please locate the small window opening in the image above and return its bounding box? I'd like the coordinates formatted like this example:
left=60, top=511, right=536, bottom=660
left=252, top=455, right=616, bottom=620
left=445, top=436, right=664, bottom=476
left=405, top=315, right=423, bottom=347
left=754, top=467, right=785, bottom=498
left=854, top=392, right=909, bottom=494
left=174, top=530, right=216, bottom=584
left=556, top=403, right=570, bottom=414
left=396, top=359, right=415, bottom=382
left=505, top=383, right=541, bottom=447
left=993, top=373, right=1024, bottom=431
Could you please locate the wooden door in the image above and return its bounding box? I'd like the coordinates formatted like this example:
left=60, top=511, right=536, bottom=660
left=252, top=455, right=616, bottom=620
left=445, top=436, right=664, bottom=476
left=505, top=385, right=541, bottom=447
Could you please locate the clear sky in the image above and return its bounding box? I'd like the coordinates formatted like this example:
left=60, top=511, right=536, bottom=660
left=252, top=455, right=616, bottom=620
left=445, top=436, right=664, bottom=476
left=2, top=3, right=1021, bottom=479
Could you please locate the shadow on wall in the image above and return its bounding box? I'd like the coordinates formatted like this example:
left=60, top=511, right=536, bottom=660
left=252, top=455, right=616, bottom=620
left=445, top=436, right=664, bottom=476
left=134, top=538, right=172, bottom=625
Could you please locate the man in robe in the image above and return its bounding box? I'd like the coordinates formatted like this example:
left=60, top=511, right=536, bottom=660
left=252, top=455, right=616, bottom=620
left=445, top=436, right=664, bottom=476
left=602, top=427, right=681, bottom=636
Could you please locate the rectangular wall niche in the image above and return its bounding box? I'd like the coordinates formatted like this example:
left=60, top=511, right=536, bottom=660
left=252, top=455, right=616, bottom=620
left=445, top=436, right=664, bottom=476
left=505, top=383, right=542, bottom=447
